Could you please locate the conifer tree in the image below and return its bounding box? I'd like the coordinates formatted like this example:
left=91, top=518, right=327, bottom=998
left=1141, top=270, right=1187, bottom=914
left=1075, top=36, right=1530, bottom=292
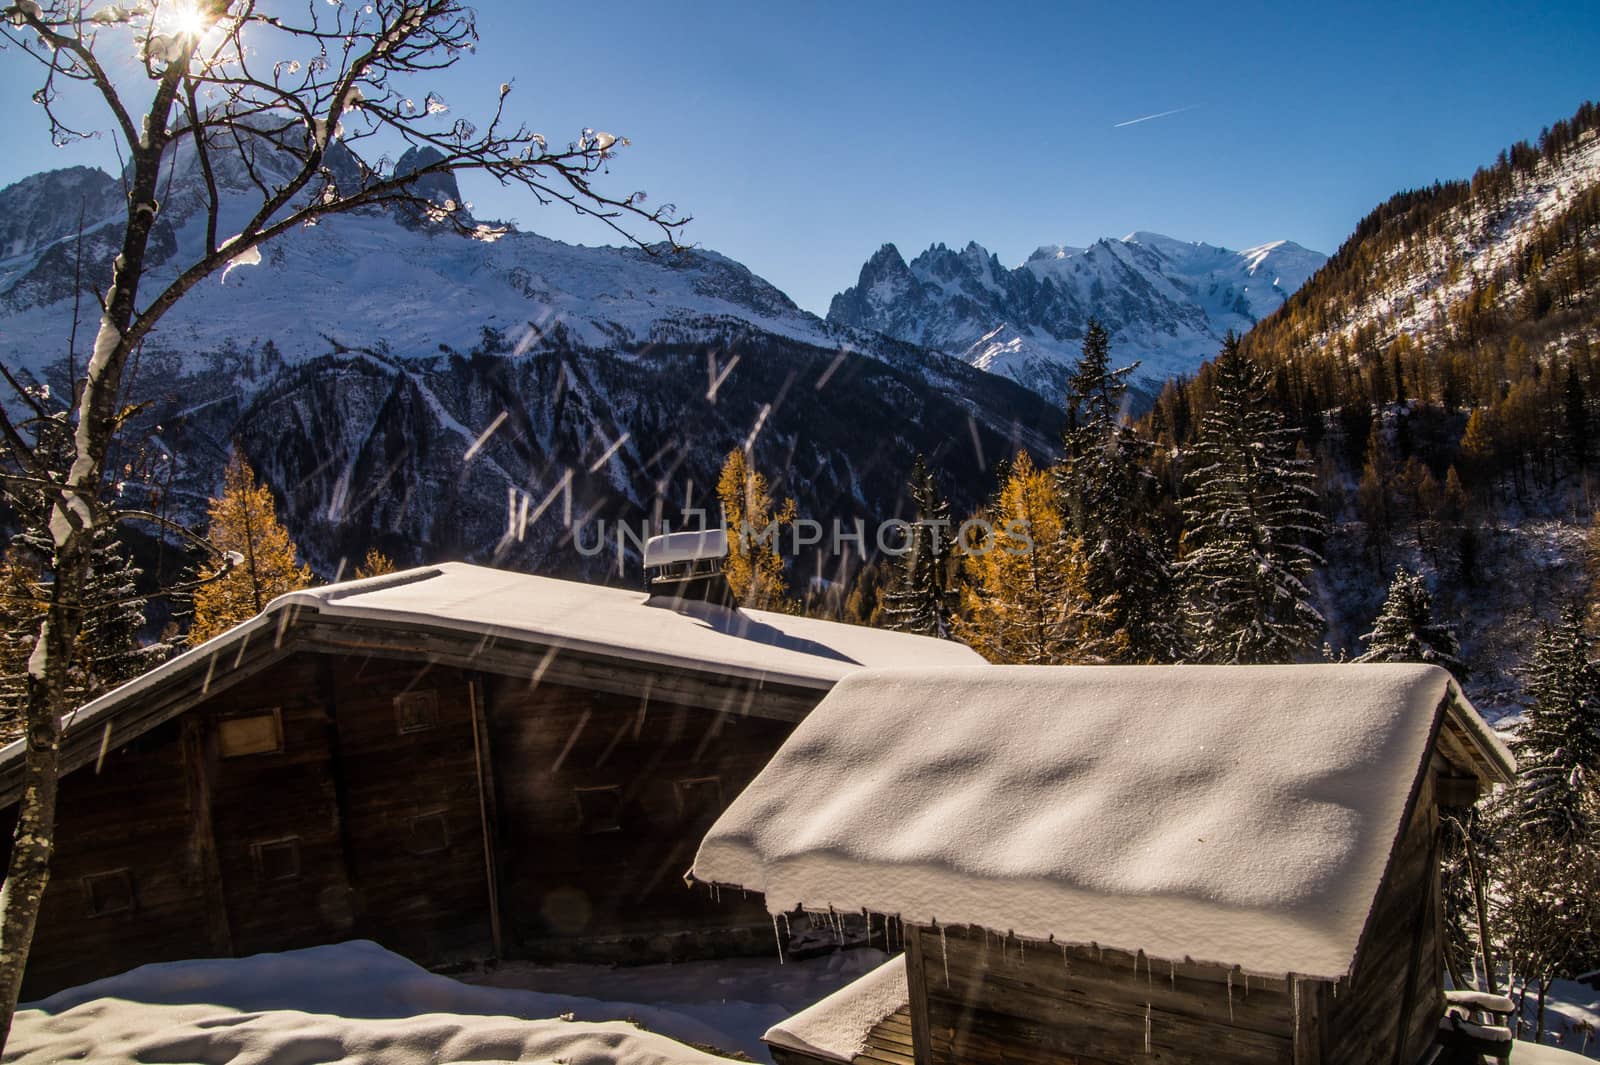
left=961, top=451, right=1107, bottom=662
left=1354, top=568, right=1468, bottom=680
left=189, top=455, right=312, bottom=644
left=716, top=449, right=794, bottom=612
left=1178, top=333, right=1327, bottom=663
left=1507, top=605, right=1600, bottom=842
left=1056, top=319, right=1179, bottom=661
left=1487, top=605, right=1600, bottom=1032
left=0, top=415, right=166, bottom=717
left=884, top=456, right=959, bottom=638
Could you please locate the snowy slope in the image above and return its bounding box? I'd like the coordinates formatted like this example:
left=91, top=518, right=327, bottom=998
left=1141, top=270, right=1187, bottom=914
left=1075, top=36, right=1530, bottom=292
left=0, top=152, right=838, bottom=379
left=827, top=233, right=1324, bottom=399
left=0, top=149, right=1060, bottom=577
left=1319, top=129, right=1600, bottom=349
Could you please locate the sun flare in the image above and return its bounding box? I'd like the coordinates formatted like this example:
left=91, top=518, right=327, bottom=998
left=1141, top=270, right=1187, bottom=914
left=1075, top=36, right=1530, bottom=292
left=165, top=0, right=211, bottom=38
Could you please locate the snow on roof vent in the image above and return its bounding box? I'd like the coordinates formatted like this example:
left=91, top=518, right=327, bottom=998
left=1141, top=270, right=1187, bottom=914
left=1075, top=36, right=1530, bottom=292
left=642, top=528, right=728, bottom=569
left=643, top=528, right=736, bottom=609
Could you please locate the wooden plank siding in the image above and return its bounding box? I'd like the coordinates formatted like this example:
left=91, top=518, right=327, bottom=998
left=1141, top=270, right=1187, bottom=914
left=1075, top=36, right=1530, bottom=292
left=325, top=658, right=493, bottom=961
left=15, top=718, right=215, bottom=996
left=487, top=673, right=794, bottom=958
left=10, top=644, right=808, bottom=998
left=913, top=927, right=1296, bottom=1065
left=207, top=656, right=357, bottom=958
left=900, top=754, right=1458, bottom=1065
left=1323, top=761, right=1445, bottom=1065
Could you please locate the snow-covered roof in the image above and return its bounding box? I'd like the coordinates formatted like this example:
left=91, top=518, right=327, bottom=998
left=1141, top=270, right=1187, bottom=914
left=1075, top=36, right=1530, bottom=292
left=762, top=954, right=907, bottom=1064
left=643, top=528, right=728, bottom=568
left=266, top=562, right=981, bottom=687
left=691, top=664, right=1513, bottom=980
left=0, top=564, right=982, bottom=793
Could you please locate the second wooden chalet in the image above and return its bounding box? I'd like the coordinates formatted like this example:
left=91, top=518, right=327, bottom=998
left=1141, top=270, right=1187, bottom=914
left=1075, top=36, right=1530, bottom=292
left=691, top=664, right=1515, bottom=1065
left=0, top=540, right=981, bottom=998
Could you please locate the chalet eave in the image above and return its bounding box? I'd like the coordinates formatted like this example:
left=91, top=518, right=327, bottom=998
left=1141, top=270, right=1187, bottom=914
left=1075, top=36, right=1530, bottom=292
left=0, top=604, right=824, bottom=809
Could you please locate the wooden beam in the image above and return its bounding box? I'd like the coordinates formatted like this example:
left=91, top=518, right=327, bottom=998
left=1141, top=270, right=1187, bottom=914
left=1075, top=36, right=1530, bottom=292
left=904, top=926, right=934, bottom=1065
left=180, top=717, right=233, bottom=957
left=292, top=617, right=823, bottom=721
left=1292, top=976, right=1328, bottom=1065
left=467, top=676, right=504, bottom=958
left=315, top=656, right=366, bottom=934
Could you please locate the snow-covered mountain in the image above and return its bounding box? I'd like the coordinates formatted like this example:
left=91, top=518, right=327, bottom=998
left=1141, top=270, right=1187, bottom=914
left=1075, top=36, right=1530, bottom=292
left=827, top=233, right=1325, bottom=399
left=0, top=151, right=1058, bottom=578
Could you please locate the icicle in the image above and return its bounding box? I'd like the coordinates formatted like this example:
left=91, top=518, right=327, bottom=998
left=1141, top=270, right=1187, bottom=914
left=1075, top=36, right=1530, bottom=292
left=772, top=915, right=785, bottom=965
left=940, top=925, right=951, bottom=988
left=1243, top=973, right=1249, bottom=998
left=1019, top=937, right=1025, bottom=964
left=1144, top=1002, right=1152, bottom=1054
left=1169, top=960, right=1176, bottom=991
left=781, top=912, right=791, bottom=939
left=1227, top=970, right=1235, bottom=1023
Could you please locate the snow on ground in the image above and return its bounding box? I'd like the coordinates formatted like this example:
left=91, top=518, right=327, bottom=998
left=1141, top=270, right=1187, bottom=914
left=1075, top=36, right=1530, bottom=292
left=458, top=949, right=892, bottom=1062
left=1508, top=979, right=1600, bottom=1059
left=9, top=940, right=890, bottom=1064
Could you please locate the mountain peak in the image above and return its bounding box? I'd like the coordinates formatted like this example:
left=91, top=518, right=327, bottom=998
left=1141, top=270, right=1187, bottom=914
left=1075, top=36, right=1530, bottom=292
left=827, top=230, right=1326, bottom=400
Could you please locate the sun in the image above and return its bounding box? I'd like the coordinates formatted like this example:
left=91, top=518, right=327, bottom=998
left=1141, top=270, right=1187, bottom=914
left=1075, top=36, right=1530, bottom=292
left=166, top=0, right=212, bottom=38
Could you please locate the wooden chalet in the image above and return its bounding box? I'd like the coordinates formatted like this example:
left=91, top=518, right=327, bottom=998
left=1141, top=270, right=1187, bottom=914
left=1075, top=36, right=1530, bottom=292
left=0, top=546, right=981, bottom=998
left=691, top=664, right=1516, bottom=1065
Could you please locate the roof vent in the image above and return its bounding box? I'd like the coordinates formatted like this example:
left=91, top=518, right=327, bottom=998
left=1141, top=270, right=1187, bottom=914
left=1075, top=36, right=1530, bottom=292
left=643, top=529, right=736, bottom=609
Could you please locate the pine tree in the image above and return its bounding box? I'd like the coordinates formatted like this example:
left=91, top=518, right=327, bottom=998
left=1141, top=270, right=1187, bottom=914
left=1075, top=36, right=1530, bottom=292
left=1508, top=605, right=1600, bottom=842
left=884, top=456, right=959, bottom=638
left=1354, top=567, right=1468, bottom=681
left=716, top=449, right=794, bottom=612
left=960, top=451, right=1109, bottom=663
left=1178, top=333, right=1327, bottom=663
left=189, top=454, right=313, bottom=644
left=1056, top=319, right=1180, bottom=662
left=0, top=415, right=167, bottom=719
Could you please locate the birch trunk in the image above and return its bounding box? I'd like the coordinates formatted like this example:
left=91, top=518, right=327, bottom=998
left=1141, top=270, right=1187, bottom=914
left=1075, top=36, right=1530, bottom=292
left=0, top=58, right=184, bottom=1044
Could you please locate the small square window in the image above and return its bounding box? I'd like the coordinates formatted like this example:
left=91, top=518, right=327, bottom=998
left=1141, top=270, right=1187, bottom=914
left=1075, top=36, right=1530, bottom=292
left=394, top=690, right=439, bottom=734
left=575, top=786, right=623, bottom=834
left=218, top=710, right=283, bottom=757
left=675, top=777, right=724, bottom=821
left=83, top=869, right=134, bottom=917
left=407, top=812, right=450, bottom=855
left=253, top=838, right=301, bottom=882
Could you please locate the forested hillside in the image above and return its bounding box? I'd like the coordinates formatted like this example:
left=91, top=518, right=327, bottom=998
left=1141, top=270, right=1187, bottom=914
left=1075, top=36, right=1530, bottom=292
left=1144, top=100, right=1600, bottom=716
left=848, top=101, right=1600, bottom=722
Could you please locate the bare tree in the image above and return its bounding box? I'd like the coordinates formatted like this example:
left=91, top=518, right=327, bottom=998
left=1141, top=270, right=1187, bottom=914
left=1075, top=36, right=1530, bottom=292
left=0, top=0, right=683, bottom=1042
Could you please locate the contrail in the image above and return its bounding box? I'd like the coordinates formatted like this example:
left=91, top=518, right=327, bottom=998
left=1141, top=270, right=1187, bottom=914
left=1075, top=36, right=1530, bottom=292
left=1113, top=105, right=1197, bottom=128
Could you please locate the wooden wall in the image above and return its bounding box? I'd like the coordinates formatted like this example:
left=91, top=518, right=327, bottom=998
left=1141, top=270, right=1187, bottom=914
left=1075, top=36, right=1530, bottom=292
left=903, top=755, right=1457, bottom=1065
left=1322, top=760, right=1446, bottom=1065
left=488, top=673, right=794, bottom=957
left=909, top=926, right=1297, bottom=1065
left=11, top=646, right=802, bottom=998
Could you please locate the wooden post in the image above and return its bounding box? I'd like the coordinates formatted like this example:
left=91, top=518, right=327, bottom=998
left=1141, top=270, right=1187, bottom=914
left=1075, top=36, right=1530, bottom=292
left=180, top=717, right=233, bottom=957
left=468, top=677, right=504, bottom=957
left=904, top=925, right=935, bottom=1065
left=1292, top=976, right=1328, bottom=1065
left=315, top=657, right=364, bottom=933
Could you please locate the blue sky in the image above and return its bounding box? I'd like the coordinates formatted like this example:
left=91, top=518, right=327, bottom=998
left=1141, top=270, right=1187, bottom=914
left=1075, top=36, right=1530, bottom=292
left=1, top=1, right=1595, bottom=313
